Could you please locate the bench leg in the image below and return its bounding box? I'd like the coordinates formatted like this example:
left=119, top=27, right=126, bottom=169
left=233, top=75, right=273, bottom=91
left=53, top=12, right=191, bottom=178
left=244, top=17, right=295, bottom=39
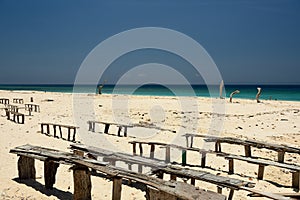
left=47, top=124, right=50, bottom=135
left=258, top=164, right=265, bottom=180
left=73, top=165, right=91, bottom=200
left=182, top=149, right=187, bottom=166
left=59, top=126, right=62, bottom=138
left=201, top=152, right=207, bottom=168
left=132, top=143, right=137, bottom=156
left=124, top=127, right=128, bottom=137
left=112, top=177, right=122, bottom=200
left=190, top=178, right=195, bottom=185
left=18, top=156, right=36, bottom=179
left=228, top=158, right=234, bottom=174
left=139, top=143, right=143, bottom=156
left=244, top=145, right=251, bottom=157
left=228, top=189, right=235, bottom=200
left=41, top=124, right=44, bottom=134
left=170, top=174, right=177, bottom=181
left=73, top=128, right=76, bottom=142
left=67, top=128, right=71, bottom=141
left=88, top=122, right=92, bottom=131
left=104, top=124, right=110, bottom=134
left=92, top=122, right=95, bottom=132
left=53, top=125, right=57, bottom=138
left=150, top=144, right=155, bottom=159
left=117, top=126, right=122, bottom=137
left=278, top=151, right=285, bottom=163
left=165, top=146, right=171, bottom=163
left=44, top=160, right=59, bottom=189
left=217, top=186, right=222, bottom=194
left=292, top=171, right=300, bottom=190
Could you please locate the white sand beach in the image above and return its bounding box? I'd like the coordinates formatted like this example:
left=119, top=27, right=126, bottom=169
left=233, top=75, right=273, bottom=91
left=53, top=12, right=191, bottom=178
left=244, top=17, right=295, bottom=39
left=0, top=90, right=300, bottom=200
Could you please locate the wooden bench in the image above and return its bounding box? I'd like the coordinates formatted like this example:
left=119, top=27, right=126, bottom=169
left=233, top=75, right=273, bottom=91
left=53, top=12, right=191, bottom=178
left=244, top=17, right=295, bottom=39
left=13, top=98, right=24, bottom=104
left=5, top=104, right=19, bottom=112
left=216, top=153, right=300, bottom=190
left=129, top=141, right=216, bottom=167
left=25, top=103, right=40, bottom=113
left=0, top=98, right=9, bottom=104
left=87, top=120, right=133, bottom=137
left=70, top=145, right=286, bottom=199
left=10, top=144, right=226, bottom=200
left=152, top=166, right=255, bottom=200
left=39, top=123, right=79, bottom=142
left=184, top=133, right=300, bottom=163
left=6, top=110, right=25, bottom=124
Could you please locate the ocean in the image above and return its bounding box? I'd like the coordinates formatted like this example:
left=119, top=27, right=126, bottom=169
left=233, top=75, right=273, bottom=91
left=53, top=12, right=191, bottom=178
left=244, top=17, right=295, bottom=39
left=0, top=84, right=299, bottom=101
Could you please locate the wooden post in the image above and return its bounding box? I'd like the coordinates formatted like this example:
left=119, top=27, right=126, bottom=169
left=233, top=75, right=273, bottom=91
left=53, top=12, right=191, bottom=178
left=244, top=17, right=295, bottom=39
left=92, top=122, right=95, bottom=132
left=201, top=151, right=207, bottom=168
left=228, top=189, right=235, bottom=200
left=67, top=128, right=71, bottom=141
left=156, top=171, right=164, bottom=179
left=117, top=126, right=122, bottom=137
left=112, top=177, right=122, bottom=200
left=170, top=174, right=177, bottom=181
left=47, top=124, right=50, bottom=134
left=88, top=122, right=92, bottom=131
left=150, top=144, right=155, bottom=159
left=17, top=156, right=36, bottom=179
left=277, top=150, right=285, bottom=163
left=41, top=124, right=44, bottom=134
left=124, top=126, right=128, bottom=137
left=165, top=146, right=171, bottom=163
left=73, top=165, right=91, bottom=200
left=190, top=136, right=194, bottom=148
left=44, top=160, right=59, bottom=189
left=292, top=171, right=300, bottom=190
left=139, top=143, right=143, bottom=156
left=132, top=143, right=137, bottom=156
left=182, top=149, right=187, bottom=166
left=217, top=186, right=222, bottom=194
left=228, top=158, right=234, bottom=174
left=258, top=164, right=265, bottom=180
left=59, top=126, right=62, bottom=138
left=185, top=135, right=189, bottom=147
left=53, top=125, right=57, bottom=138
left=72, top=128, right=76, bottom=142
left=104, top=124, right=110, bottom=134
left=190, top=178, right=195, bottom=185
left=244, top=145, right=251, bottom=157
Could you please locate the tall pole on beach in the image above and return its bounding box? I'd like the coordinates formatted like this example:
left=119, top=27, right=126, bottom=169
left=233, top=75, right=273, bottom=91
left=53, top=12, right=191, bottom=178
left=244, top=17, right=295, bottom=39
left=219, top=80, right=224, bottom=99
left=256, top=87, right=262, bottom=103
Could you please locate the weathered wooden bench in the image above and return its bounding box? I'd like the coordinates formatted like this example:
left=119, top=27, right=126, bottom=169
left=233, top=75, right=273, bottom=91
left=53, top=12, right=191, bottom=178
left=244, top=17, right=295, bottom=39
left=152, top=166, right=255, bottom=200
left=184, top=133, right=300, bottom=163
left=10, top=144, right=226, bottom=200
left=25, top=103, right=40, bottom=113
left=6, top=110, right=25, bottom=124
left=13, top=98, right=24, bottom=104
left=0, top=98, right=9, bottom=104
left=5, top=104, right=19, bottom=112
left=217, top=153, right=300, bottom=190
left=87, top=120, right=133, bottom=137
left=39, top=123, right=79, bottom=142
left=70, top=143, right=168, bottom=173
left=129, top=141, right=216, bottom=167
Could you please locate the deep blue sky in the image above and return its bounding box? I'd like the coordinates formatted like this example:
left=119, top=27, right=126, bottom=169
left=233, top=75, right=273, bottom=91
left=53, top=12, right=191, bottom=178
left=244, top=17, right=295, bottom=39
left=0, top=0, right=299, bottom=84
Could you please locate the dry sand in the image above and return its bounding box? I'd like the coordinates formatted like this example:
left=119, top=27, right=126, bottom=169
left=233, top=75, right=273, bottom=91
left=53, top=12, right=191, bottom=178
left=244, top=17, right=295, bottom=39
left=0, top=90, right=300, bottom=200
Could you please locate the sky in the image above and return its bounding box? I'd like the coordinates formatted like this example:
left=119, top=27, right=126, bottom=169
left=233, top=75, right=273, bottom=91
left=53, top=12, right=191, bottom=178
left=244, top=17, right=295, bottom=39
left=0, top=0, right=299, bottom=85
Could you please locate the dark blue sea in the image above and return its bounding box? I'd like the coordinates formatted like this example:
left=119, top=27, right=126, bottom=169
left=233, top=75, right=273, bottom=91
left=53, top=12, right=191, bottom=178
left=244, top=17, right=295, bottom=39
left=0, top=84, right=299, bottom=101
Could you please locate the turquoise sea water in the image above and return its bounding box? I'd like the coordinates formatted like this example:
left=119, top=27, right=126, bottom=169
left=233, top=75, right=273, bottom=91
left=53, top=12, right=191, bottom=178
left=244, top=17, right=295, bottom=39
left=0, top=84, right=299, bottom=101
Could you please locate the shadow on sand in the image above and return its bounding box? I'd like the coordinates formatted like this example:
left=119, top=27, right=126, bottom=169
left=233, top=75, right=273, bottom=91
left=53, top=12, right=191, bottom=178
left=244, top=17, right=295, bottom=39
left=13, top=178, right=73, bottom=200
